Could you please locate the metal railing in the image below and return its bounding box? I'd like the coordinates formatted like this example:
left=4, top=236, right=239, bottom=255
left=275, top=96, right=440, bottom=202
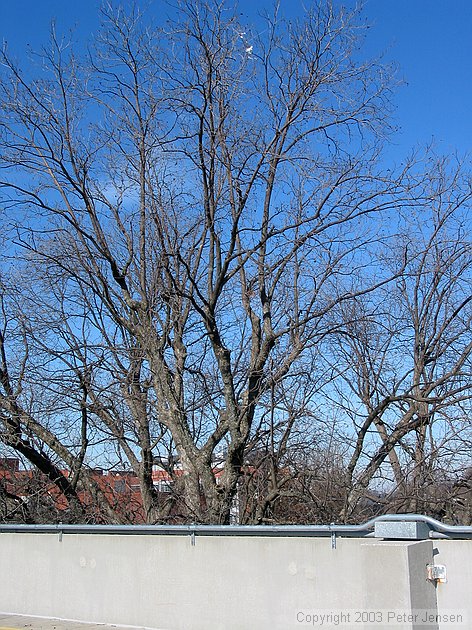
left=0, top=513, right=472, bottom=539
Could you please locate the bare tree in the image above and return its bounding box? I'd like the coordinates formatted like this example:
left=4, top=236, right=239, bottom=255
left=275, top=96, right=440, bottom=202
left=0, top=1, right=468, bottom=523
left=325, top=167, right=472, bottom=520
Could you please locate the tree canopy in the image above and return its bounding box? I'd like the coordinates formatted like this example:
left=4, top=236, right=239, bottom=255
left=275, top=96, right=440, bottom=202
left=0, top=0, right=471, bottom=524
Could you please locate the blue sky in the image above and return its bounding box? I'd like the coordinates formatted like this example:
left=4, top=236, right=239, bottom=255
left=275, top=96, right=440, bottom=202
left=361, top=0, right=472, bottom=160
left=1, top=0, right=471, bottom=162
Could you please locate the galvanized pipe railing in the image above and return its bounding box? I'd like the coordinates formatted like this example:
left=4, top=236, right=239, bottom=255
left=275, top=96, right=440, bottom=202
left=0, top=521, right=373, bottom=537
left=0, top=513, right=471, bottom=538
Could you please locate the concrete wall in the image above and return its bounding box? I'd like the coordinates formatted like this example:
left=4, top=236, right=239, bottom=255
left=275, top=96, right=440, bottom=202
left=0, top=532, right=467, bottom=630
left=433, top=540, right=471, bottom=630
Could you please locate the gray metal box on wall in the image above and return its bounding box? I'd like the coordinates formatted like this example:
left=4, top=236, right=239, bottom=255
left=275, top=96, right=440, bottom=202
left=374, top=520, right=431, bottom=540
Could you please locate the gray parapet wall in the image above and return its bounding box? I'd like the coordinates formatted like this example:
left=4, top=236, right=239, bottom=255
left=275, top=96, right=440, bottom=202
left=0, top=516, right=469, bottom=630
